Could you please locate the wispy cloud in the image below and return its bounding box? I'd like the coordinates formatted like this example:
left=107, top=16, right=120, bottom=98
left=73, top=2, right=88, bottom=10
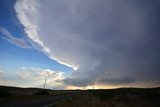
left=0, top=27, right=31, bottom=49
left=14, top=0, right=160, bottom=88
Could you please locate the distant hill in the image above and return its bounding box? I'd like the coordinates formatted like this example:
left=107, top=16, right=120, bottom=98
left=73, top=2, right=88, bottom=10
left=0, top=85, right=52, bottom=102
left=0, top=85, right=46, bottom=92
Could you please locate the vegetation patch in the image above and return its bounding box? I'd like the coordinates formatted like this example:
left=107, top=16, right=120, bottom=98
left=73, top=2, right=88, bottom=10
left=0, top=89, right=12, bottom=97
left=52, top=88, right=160, bottom=107
left=34, top=89, right=49, bottom=96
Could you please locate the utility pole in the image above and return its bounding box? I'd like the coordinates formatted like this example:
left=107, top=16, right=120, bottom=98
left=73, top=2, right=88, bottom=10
left=43, top=79, right=47, bottom=89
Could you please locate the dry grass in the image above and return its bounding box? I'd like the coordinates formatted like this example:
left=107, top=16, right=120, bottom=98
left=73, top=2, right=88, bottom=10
left=52, top=88, right=160, bottom=107
left=0, top=86, right=76, bottom=102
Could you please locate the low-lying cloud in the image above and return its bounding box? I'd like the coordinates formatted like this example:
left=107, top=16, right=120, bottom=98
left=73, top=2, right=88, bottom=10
left=0, top=67, right=64, bottom=89
left=98, top=77, right=135, bottom=85
left=14, top=0, right=160, bottom=88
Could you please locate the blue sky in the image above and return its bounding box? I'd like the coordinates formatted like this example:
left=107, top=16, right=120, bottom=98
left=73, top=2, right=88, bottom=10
left=0, top=0, right=73, bottom=89
left=0, top=0, right=160, bottom=89
left=0, top=0, right=73, bottom=72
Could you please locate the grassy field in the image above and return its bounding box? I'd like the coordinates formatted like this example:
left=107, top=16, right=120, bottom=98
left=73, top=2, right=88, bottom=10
left=52, top=88, right=160, bottom=107
left=1, top=86, right=160, bottom=107
left=0, top=86, right=78, bottom=102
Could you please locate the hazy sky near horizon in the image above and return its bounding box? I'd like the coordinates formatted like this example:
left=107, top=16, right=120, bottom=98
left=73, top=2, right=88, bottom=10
left=0, top=0, right=160, bottom=89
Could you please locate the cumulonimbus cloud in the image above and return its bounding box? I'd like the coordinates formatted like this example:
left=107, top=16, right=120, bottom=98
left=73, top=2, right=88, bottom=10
left=14, top=0, right=160, bottom=87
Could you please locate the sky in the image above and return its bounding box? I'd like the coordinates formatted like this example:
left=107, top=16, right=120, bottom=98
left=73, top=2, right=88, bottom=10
left=0, top=0, right=160, bottom=89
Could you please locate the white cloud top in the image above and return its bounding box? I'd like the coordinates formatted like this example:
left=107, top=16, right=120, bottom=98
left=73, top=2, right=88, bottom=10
left=14, top=0, right=79, bottom=70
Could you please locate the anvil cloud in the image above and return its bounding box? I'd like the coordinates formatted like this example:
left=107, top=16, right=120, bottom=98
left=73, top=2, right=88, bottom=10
left=14, top=0, right=160, bottom=88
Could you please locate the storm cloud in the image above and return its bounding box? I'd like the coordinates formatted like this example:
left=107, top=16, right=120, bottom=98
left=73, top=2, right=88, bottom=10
left=14, top=0, right=160, bottom=88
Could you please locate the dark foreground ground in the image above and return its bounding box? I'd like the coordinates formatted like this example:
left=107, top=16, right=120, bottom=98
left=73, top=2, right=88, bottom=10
left=0, top=86, right=79, bottom=107
left=0, top=93, right=76, bottom=107
left=0, top=86, right=160, bottom=107
left=53, top=87, right=160, bottom=107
